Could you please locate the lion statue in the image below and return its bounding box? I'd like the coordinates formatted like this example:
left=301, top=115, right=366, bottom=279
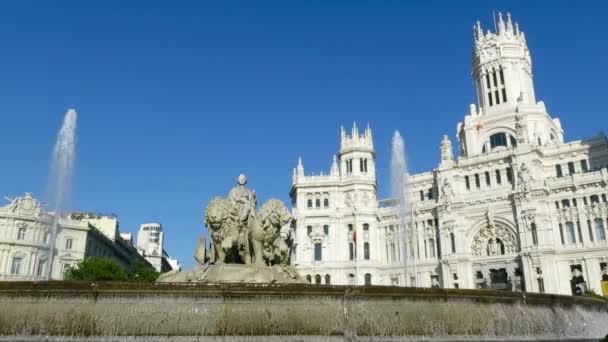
left=250, top=198, right=292, bottom=266
left=204, top=196, right=241, bottom=264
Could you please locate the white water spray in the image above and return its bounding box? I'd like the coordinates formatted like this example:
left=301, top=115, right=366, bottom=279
left=390, top=131, right=414, bottom=286
left=47, top=109, right=77, bottom=280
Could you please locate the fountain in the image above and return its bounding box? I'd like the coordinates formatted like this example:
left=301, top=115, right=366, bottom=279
left=391, top=130, right=414, bottom=286
left=0, top=134, right=607, bottom=341
left=46, top=109, right=77, bottom=280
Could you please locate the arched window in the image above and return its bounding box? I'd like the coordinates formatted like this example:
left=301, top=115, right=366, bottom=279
left=323, top=198, right=329, bottom=208
left=325, top=274, right=331, bottom=285
left=364, top=273, right=372, bottom=286
left=307, top=226, right=312, bottom=235
left=315, top=274, right=321, bottom=284
left=349, top=242, right=354, bottom=260
left=348, top=273, right=355, bottom=285
left=306, top=275, right=312, bottom=283
left=488, top=132, right=517, bottom=151
left=307, top=199, right=312, bottom=208
left=315, top=199, right=321, bottom=208
left=364, top=242, right=370, bottom=260
left=323, top=225, right=329, bottom=235
left=363, top=223, right=369, bottom=231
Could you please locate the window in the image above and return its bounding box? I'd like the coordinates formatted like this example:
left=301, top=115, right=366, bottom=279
left=43, top=232, right=50, bottom=244
left=364, top=242, right=370, bottom=260
left=595, top=219, right=606, bottom=241
left=603, top=194, right=608, bottom=203
left=315, top=199, right=320, bottom=208
left=493, top=71, right=498, bottom=87
left=429, top=239, right=436, bottom=258
left=485, top=74, right=491, bottom=89
left=490, top=133, right=508, bottom=149
left=363, top=223, right=369, bottom=231
left=306, top=275, right=312, bottom=283
left=587, top=220, right=595, bottom=242
left=17, top=228, right=26, bottom=240
left=559, top=224, right=565, bottom=245
left=348, top=224, right=353, bottom=232
left=391, top=243, right=396, bottom=262
left=506, top=167, right=513, bottom=183
left=419, top=190, right=424, bottom=201
left=531, top=223, right=538, bottom=246
left=315, top=275, right=321, bottom=284
left=556, top=165, right=563, bottom=178
left=349, top=243, right=354, bottom=260
left=325, top=274, right=331, bottom=285
left=36, top=260, right=46, bottom=277
left=502, top=88, right=507, bottom=103
left=488, top=92, right=493, bottom=106
left=561, top=199, right=571, bottom=208
left=495, top=90, right=500, bottom=104
left=323, top=225, right=329, bottom=235
left=307, top=199, right=312, bottom=208
left=581, top=160, right=589, bottom=173
left=495, top=170, right=502, bottom=185
left=566, top=222, right=576, bottom=244
left=474, top=174, right=480, bottom=189
left=583, top=197, right=588, bottom=205
left=348, top=273, right=355, bottom=285
left=485, top=171, right=491, bottom=186
left=450, top=233, right=456, bottom=253
left=568, top=162, right=575, bottom=175
left=323, top=198, right=329, bottom=208
left=65, top=238, right=73, bottom=250
left=314, top=243, right=322, bottom=261
left=307, top=226, right=312, bottom=235
left=590, top=195, right=600, bottom=204
left=10, top=257, right=23, bottom=275
left=465, top=176, right=470, bottom=190
left=364, top=273, right=372, bottom=286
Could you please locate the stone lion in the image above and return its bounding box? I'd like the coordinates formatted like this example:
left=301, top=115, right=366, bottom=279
left=204, top=196, right=239, bottom=264
left=250, top=198, right=292, bottom=266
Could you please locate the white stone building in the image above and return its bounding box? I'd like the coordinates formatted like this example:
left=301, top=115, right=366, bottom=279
left=136, top=222, right=180, bottom=273
left=0, top=193, right=149, bottom=281
left=291, top=13, right=608, bottom=296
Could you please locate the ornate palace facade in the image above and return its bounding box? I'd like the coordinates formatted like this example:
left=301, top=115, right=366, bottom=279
left=290, top=14, right=608, bottom=295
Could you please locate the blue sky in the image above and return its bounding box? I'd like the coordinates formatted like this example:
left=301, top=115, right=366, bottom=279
left=0, top=1, right=606, bottom=269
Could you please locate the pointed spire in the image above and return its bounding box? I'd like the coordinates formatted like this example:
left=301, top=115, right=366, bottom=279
left=331, top=155, right=339, bottom=176
left=352, top=122, right=359, bottom=139
left=298, top=157, right=303, bottom=167
left=475, top=20, right=483, bottom=41
left=297, top=157, right=304, bottom=177
left=498, top=12, right=506, bottom=34
left=515, top=22, right=520, bottom=35
left=506, top=13, right=514, bottom=34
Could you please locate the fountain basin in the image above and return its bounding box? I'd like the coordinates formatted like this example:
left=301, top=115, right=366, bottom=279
left=0, top=281, right=606, bottom=341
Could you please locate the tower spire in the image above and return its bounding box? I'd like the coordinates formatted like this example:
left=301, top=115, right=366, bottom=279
left=506, top=13, right=514, bottom=34
left=498, top=12, right=506, bottom=34
left=474, top=21, right=483, bottom=42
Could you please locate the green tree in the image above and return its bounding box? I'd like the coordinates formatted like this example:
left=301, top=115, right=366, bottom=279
left=128, top=259, right=159, bottom=282
left=64, top=257, right=128, bottom=281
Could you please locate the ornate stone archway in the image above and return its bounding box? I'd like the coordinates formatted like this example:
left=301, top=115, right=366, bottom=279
left=470, top=211, right=518, bottom=257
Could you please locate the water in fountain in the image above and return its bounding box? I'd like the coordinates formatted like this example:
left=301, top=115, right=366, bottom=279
left=46, top=109, right=78, bottom=280
left=390, top=131, right=414, bottom=286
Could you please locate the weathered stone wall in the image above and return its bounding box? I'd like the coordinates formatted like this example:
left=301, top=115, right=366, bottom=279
left=0, top=282, right=606, bottom=341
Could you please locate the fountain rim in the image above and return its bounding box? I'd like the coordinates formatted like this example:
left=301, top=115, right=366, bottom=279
left=0, top=281, right=606, bottom=309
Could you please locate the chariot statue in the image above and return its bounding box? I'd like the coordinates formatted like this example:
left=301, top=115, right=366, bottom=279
left=159, top=174, right=302, bottom=283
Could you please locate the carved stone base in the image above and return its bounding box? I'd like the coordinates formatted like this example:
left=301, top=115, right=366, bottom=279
left=157, top=263, right=306, bottom=284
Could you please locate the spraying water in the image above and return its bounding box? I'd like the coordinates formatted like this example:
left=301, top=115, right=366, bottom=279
left=47, top=109, right=78, bottom=280
left=390, top=131, right=414, bottom=286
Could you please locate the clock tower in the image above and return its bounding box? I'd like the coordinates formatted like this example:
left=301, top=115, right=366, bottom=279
left=472, top=12, right=535, bottom=116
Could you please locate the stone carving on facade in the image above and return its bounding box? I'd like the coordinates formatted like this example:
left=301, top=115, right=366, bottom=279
left=441, top=135, right=454, bottom=162
left=344, top=192, right=354, bottom=208
left=159, top=175, right=303, bottom=284
left=440, top=178, right=455, bottom=204
left=557, top=206, right=579, bottom=223
left=517, top=163, right=533, bottom=193
left=515, top=116, right=528, bottom=144
left=471, top=212, right=517, bottom=257
left=3, top=193, right=43, bottom=217
left=585, top=203, right=607, bottom=219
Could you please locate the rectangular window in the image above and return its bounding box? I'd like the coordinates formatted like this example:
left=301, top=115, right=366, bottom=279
left=591, top=195, right=600, bottom=204
left=573, top=198, right=578, bottom=207
left=323, top=225, right=329, bottom=235
left=556, top=165, right=563, bottom=178
left=10, top=257, right=23, bottom=275
left=62, top=263, right=72, bottom=279
left=568, top=162, right=575, bottom=175
left=65, top=238, right=73, bottom=250
left=581, top=160, right=588, bottom=173
left=531, top=223, right=538, bottom=246
left=506, top=167, right=513, bottom=183
left=465, top=176, right=470, bottom=190
left=495, top=90, right=500, bottom=105
left=420, top=190, right=424, bottom=201
left=538, top=278, right=545, bottom=293
left=566, top=222, right=576, bottom=244
left=36, top=260, right=46, bottom=277
left=577, top=221, right=584, bottom=243
left=603, top=194, right=607, bottom=203
left=595, top=219, right=606, bottom=241
left=17, top=228, right=26, bottom=240
left=559, top=224, right=565, bottom=245
left=502, top=88, right=507, bottom=103
left=427, top=188, right=434, bottom=200
left=349, top=243, right=354, bottom=261
left=364, top=242, right=370, bottom=260
left=583, top=197, right=588, bottom=205
left=486, top=74, right=491, bottom=89
left=314, top=243, right=322, bottom=261
left=391, top=243, right=396, bottom=262
left=495, top=170, right=502, bottom=185
left=450, top=233, right=456, bottom=253
left=587, top=220, right=594, bottom=242
left=561, top=199, right=571, bottom=208
left=488, top=92, right=493, bottom=106
left=485, top=171, right=491, bottom=186
left=429, top=239, right=436, bottom=258
left=474, top=174, right=480, bottom=189
left=499, top=69, right=505, bottom=85
left=493, top=71, right=498, bottom=87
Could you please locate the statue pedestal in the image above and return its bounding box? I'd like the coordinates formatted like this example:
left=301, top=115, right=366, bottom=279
left=158, top=263, right=306, bottom=284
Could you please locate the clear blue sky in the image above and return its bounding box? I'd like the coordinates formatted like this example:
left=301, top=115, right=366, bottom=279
left=1, top=1, right=606, bottom=269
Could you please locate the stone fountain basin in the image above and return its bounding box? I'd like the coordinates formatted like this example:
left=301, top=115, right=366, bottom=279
left=0, top=281, right=606, bottom=341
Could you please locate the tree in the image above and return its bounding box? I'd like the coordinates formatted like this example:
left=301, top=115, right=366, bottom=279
left=64, top=257, right=128, bottom=281
left=128, top=259, right=159, bottom=282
